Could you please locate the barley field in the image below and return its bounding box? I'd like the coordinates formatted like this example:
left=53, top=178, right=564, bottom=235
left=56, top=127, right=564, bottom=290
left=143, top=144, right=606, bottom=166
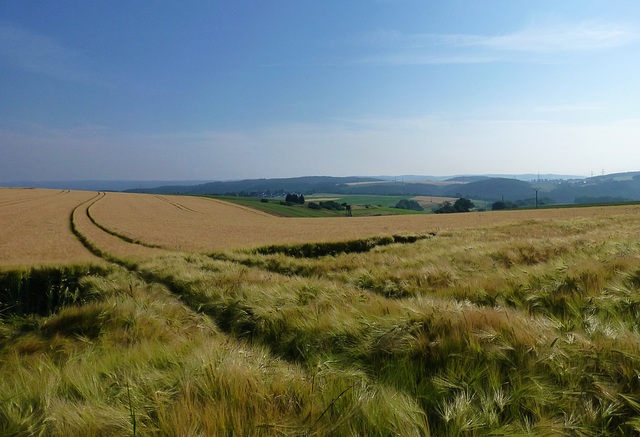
left=4, top=188, right=640, bottom=435
left=3, top=188, right=638, bottom=266
left=0, top=188, right=103, bottom=267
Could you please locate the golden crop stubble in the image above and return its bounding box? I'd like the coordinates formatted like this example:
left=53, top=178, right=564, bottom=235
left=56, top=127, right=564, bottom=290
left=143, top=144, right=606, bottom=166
left=0, top=188, right=103, bottom=268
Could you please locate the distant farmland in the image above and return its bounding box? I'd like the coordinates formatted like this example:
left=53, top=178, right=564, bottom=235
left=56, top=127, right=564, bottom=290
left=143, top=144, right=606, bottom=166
left=5, top=188, right=640, bottom=435
left=410, top=195, right=459, bottom=207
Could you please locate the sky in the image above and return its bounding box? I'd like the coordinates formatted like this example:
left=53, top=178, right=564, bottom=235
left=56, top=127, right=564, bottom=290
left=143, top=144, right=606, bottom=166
left=1, top=1, right=640, bottom=182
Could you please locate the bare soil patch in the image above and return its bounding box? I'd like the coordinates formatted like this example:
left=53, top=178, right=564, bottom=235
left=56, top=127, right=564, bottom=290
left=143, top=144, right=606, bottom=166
left=411, top=196, right=459, bottom=207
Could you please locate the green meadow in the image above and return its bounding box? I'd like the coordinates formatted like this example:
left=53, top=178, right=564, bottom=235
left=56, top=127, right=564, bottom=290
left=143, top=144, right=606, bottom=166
left=213, top=195, right=426, bottom=217
left=4, top=211, right=640, bottom=435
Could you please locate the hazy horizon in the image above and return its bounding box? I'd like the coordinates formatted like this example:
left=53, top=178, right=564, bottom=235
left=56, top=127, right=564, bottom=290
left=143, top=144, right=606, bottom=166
left=0, top=173, right=592, bottom=188
left=2, top=1, right=640, bottom=181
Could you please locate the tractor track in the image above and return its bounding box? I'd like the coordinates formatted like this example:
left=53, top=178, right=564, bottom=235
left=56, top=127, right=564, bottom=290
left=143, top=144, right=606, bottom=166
left=87, top=193, right=166, bottom=249
left=69, top=193, right=168, bottom=267
left=155, top=195, right=201, bottom=213
left=0, top=189, right=69, bottom=207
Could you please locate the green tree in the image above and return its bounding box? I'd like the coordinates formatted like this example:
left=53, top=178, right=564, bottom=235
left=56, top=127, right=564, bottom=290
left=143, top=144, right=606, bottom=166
left=319, top=201, right=344, bottom=210
left=285, top=193, right=305, bottom=204
left=492, top=201, right=506, bottom=210
left=434, top=201, right=456, bottom=214
left=434, top=198, right=474, bottom=214
left=394, top=199, right=424, bottom=211
left=454, top=198, right=474, bottom=212
left=492, top=200, right=518, bottom=210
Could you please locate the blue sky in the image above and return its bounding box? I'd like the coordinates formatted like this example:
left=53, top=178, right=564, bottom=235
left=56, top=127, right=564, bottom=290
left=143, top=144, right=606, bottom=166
left=1, top=1, right=640, bottom=181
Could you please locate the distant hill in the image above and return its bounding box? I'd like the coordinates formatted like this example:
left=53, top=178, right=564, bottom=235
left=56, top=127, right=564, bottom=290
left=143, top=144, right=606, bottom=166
left=1, top=173, right=581, bottom=193
left=6, top=172, right=639, bottom=206
left=484, top=174, right=584, bottom=182
left=125, top=176, right=384, bottom=196
left=337, top=182, right=443, bottom=196
left=373, top=174, right=582, bottom=182
left=443, top=178, right=533, bottom=201
left=0, top=180, right=213, bottom=192
left=120, top=174, right=640, bottom=205
left=132, top=176, right=538, bottom=201
left=445, top=176, right=490, bottom=183
left=373, top=175, right=451, bottom=182
left=585, top=171, right=640, bottom=183
left=550, top=179, right=640, bottom=204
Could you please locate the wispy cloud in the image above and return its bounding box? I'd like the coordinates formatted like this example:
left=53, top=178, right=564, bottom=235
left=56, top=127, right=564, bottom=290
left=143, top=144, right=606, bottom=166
left=359, top=53, right=498, bottom=65
left=533, top=103, right=608, bottom=113
left=0, top=21, right=110, bottom=86
left=462, top=21, right=638, bottom=52
left=357, top=21, right=638, bottom=65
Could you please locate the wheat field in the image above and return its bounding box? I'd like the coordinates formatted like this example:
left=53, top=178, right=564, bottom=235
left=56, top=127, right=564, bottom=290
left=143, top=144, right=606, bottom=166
left=0, top=188, right=103, bottom=267
left=3, top=188, right=640, bottom=268
left=5, top=188, right=640, bottom=434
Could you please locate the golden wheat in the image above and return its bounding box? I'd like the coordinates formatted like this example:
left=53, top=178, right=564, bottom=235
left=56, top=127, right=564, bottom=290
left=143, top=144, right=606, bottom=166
left=7, top=194, right=640, bottom=434
left=0, top=189, right=102, bottom=268
left=71, top=193, right=169, bottom=263
left=4, top=187, right=640, bottom=267
left=88, top=192, right=640, bottom=253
